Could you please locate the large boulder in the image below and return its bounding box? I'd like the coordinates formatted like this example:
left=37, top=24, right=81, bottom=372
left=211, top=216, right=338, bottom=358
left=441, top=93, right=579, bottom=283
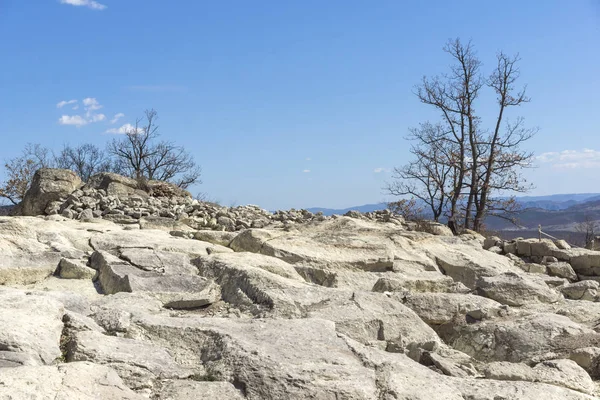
left=438, top=312, right=600, bottom=363
left=15, top=168, right=81, bottom=216
left=476, top=272, right=562, bottom=306
left=83, top=172, right=145, bottom=197
left=84, top=172, right=191, bottom=198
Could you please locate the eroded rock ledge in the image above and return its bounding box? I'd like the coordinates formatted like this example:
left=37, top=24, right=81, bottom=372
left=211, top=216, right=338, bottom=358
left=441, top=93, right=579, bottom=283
left=2, top=169, right=600, bottom=399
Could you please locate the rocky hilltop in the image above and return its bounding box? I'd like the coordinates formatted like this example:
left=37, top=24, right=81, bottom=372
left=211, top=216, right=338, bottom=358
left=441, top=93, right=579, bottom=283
left=3, top=169, right=600, bottom=399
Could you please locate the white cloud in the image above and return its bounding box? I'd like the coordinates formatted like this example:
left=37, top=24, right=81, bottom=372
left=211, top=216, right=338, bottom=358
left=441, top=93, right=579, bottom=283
left=110, top=113, right=125, bottom=124
left=536, top=149, right=600, bottom=169
left=373, top=167, right=390, bottom=173
left=58, top=115, right=88, bottom=127
left=306, top=157, right=311, bottom=161
left=302, top=169, right=311, bottom=173
left=105, top=123, right=142, bottom=135
left=89, top=113, right=106, bottom=122
left=57, top=97, right=107, bottom=127
left=83, top=97, right=102, bottom=111
left=59, top=0, right=107, bottom=10
left=57, top=99, right=77, bottom=108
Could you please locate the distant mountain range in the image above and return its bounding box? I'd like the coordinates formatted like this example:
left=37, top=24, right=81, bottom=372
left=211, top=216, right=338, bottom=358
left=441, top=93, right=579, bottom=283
left=0, top=205, right=14, bottom=216
left=306, top=203, right=389, bottom=216
left=308, top=193, right=600, bottom=232
left=308, top=194, right=600, bottom=216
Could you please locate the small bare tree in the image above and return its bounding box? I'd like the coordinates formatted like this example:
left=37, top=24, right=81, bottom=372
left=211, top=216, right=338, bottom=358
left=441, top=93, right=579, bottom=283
left=108, top=109, right=201, bottom=188
left=387, top=197, right=424, bottom=221
left=55, top=143, right=113, bottom=182
left=576, top=215, right=598, bottom=249
left=0, top=144, right=53, bottom=204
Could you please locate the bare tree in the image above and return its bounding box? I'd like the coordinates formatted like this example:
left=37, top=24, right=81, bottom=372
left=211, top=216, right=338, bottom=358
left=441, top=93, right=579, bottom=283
left=415, top=39, right=483, bottom=227
left=55, top=143, right=113, bottom=182
left=576, top=215, right=598, bottom=249
left=387, top=39, right=536, bottom=233
left=0, top=144, right=53, bottom=204
left=108, top=109, right=201, bottom=188
left=385, top=123, right=454, bottom=222
left=472, top=53, right=537, bottom=230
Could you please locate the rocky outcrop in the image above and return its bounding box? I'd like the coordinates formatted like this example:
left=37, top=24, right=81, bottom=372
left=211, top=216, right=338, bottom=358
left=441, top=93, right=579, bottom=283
left=12, top=170, right=406, bottom=232
left=4, top=174, right=600, bottom=398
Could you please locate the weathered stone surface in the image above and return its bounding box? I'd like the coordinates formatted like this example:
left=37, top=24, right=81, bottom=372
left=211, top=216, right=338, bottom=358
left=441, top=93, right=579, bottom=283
left=0, top=218, right=63, bottom=284
left=118, top=248, right=197, bottom=275
left=0, top=289, right=64, bottom=366
left=482, top=359, right=595, bottom=395
left=421, top=238, right=523, bottom=289
left=556, top=239, right=572, bottom=250
left=134, top=316, right=380, bottom=399
left=83, top=172, right=144, bottom=197
left=194, top=230, right=238, bottom=247
left=139, top=216, right=192, bottom=232
left=561, top=280, right=600, bottom=301
left=547, top=261, right=578, bottom=281
left=476, top=272, right=562, bottom=306
left=157, top=380, right=245, bottom=400
left=67, top=330, right=190, bottom=389
left=482, top=235, right=500, bottom=249
left=56, top=257, right=96, bottom=279
left=571, top=249, right=600, bottom=275
left=5, top=187, right=600, bottom=399
left=401, top=292, right=505, bottom=325
left=16, top=168, right=82, bottom=216
left=345, top=337, right=596, bottom=400
left=372, top=275, right=469, bottom=294
left=230, top=218, right=398, bottom=272
left=0, top=362, right=144, bottom=399
left=90, top=229, right=232, bottom=257
left=530, top=239, right=560, bottom=257
left=570, top=347, right=600, bottom=375
left=438, top=312, right=600, bottom=363
left=92, top=250, right=221, bottom=309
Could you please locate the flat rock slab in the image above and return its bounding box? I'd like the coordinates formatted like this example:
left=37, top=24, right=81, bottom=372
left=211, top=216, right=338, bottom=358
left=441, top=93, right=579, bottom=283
left=419, top=239, right=523, bottom=289
left=0, top=289, right=64, bottom=365
left=67, top=330, right=190, bottom=390
left=401, top=292, right=505, bottom=325
left=90, top=229, right=232, bottom=257
left=92, top=251, right=221, bottom=309
left=476, top=272, right=562, bottom=306
left=118, top=248, right=198, bottom=275
left=439, top=312, right=600, bottom=363
left=230, top=219, right=402, bottom=272
left=0, top=362, right=144, bottom=399
left=346, top=339, right=597, bottom=400
left=135, top=316, right=379, bottom=399
left=482, top=359, right=595, bottom=395
left=158, top=380, right=245, bottom=400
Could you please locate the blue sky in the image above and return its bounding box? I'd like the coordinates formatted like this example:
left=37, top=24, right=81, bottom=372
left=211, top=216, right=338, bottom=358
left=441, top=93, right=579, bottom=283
left=1, top=1, right=599, bottom=209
